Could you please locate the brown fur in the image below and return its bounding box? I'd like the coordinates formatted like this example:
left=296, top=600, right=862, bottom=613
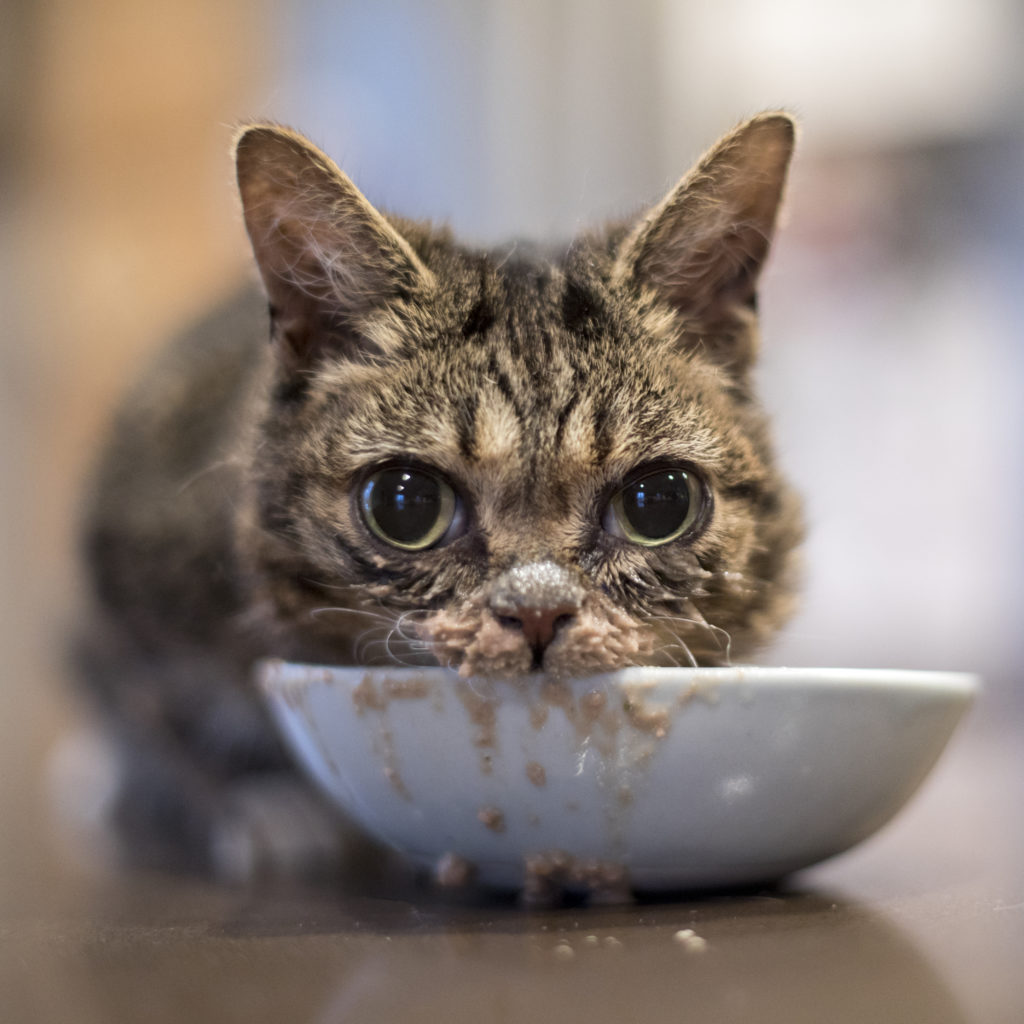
left=76, top=113, right=803, bottom=871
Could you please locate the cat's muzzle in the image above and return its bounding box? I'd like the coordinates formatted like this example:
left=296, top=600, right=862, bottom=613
left=488, top=561, right=586, bottom=667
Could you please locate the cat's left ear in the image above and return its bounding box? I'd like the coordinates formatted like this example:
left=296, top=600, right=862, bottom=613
left=614, top=113, right=795, bottom=372
left=235, top=124, right=435, bottom=370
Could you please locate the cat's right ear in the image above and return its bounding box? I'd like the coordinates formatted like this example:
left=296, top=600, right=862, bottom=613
left=613, top=113, right=795, bottom=376
left=235, top=124, right=434, bottom=369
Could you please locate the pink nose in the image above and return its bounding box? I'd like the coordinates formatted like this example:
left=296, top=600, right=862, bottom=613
left=502, top=602, right=579, bottom=651
left=488, top=561, right=585, bottom=663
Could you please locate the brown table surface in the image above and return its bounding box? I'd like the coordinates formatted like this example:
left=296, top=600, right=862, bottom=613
left=1, top=704, right=1020, bottom=1024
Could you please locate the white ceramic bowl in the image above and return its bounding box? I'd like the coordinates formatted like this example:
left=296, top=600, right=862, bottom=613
left=258, top=663, right=976, bottom=892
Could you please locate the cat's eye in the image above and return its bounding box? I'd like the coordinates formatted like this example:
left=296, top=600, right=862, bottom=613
left=359, top=466, right=461, bottom=551
left=604, top=468, right=705, bottom=547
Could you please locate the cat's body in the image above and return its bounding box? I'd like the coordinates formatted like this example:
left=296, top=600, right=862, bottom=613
left=76, top=114, right=803, bottom=877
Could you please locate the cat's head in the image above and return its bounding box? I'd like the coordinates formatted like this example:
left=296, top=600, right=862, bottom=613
left=233, top=114, right=803, bottom=676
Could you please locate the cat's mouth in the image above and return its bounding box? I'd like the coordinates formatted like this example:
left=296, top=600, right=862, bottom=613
left=409, top=592, right=657, bottom=680
left=305, top=588, right=732, bottom=677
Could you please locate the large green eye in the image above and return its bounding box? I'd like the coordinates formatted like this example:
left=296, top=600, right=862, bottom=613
left=604, top=468, right=705, bottom=546
left=360, top=467, right=458, bottom=551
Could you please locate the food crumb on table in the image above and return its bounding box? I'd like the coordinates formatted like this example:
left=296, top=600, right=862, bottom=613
left=673, top=928, right=708, bottom=952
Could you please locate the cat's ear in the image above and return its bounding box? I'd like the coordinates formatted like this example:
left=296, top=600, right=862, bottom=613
left=614, top=112, right=795, bottom=371
left=235, top=124, right=434, bottom=368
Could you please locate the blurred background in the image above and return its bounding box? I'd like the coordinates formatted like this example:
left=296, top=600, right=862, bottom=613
left=1, top=0, right=1022, bottom=890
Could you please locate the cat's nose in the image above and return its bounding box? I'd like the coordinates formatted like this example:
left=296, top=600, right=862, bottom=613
left=503, top=603, right=579, bottom=652
left=489, top=560, right=585, bottom=663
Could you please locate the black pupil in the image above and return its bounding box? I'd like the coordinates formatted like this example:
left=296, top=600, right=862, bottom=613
left=367, top=469, right=442, bottom=545
left=623, top=471, right=691, bottom=539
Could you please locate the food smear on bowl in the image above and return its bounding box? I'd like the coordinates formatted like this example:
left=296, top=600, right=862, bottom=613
left=522, top=850, right=632, bottom=906
left=258, top=662, right=977, bottom=897
left=434, top=851, right=476, bottom=888
left=477, top=806, right=506, bottom=833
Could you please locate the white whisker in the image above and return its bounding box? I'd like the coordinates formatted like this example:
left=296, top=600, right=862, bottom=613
left=644, top=608, right=732, bottom=667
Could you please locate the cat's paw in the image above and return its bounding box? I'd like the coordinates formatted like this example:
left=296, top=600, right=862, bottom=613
left=209, top=774, right=368, bottom=883
left=47, top=723, right=125, bottom=872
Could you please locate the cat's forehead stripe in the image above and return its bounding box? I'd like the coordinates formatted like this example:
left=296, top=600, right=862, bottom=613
left=484, top=350, right=530, bottom=424
left=455, top=390, right=478, bottom=460
left=460, top=258, right=497, bottom=340
left=552, top=389, right=583, bottom=451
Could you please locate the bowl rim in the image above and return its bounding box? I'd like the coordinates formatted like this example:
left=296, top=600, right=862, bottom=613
left=256, top=660, right=979, bottom=700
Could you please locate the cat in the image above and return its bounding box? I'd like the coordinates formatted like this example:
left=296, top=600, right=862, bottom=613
left=74, top=112, right=803, bottom=878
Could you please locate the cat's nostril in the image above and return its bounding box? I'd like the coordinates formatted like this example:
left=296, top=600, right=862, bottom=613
left=551, top=612, right=575, bottom=636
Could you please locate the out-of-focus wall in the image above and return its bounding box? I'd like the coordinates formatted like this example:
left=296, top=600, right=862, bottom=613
left=266, top=0, right=1022, bottom=231
left=268, top=0, right=672, bottom=242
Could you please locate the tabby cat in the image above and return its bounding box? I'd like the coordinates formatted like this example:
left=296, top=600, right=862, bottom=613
left=76, top=113, right=803, bottom=876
